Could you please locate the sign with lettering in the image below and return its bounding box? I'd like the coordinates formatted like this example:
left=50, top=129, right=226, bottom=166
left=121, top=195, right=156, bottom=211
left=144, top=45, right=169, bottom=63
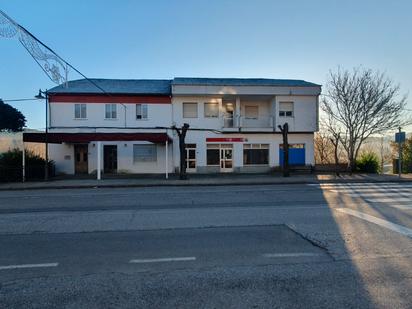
left=206, top=137, right=246, bottom=142
left=395, top=132, right=406, bottom=143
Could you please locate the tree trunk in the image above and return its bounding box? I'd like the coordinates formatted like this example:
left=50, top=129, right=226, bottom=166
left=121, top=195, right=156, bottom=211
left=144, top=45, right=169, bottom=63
left=173, top=123, right=190, bottom=180
left=278, top=123, right=290, bottom=177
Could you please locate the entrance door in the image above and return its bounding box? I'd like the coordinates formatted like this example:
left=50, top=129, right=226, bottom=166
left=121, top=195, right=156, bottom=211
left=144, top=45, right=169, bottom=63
left=185, top=144, right=197, bottom=173
left=104, top=145, right=118, bottom=173
left=74, top=144, right=88, bottom=174
left=220, top=145, right=233, bottom=172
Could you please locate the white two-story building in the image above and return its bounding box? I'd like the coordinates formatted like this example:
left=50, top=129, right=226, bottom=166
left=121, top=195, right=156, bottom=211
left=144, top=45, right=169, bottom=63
left=23, top=77, right=321, bottom=176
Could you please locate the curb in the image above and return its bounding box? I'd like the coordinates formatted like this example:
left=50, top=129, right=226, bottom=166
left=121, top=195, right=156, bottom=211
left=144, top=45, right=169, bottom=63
left=0, top=178, right=411, bottom=191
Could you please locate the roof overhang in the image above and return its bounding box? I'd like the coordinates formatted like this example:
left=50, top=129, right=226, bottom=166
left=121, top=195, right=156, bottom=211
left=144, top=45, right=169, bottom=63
left=172, top=85, right=322, bottom=96
left=23, top=133, right=172, bottom=144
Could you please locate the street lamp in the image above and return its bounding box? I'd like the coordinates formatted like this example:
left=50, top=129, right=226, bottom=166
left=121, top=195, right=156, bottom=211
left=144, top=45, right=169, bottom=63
left=35, top=89, right=49, bottom=181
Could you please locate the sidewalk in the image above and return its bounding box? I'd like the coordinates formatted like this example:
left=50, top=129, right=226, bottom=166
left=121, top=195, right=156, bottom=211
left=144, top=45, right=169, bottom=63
left=0, top=173, right=411, bottom=191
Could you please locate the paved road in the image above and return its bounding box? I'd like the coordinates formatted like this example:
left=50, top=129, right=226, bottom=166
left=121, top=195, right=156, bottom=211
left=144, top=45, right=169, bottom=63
left=0, top=183, right=411, bottom=308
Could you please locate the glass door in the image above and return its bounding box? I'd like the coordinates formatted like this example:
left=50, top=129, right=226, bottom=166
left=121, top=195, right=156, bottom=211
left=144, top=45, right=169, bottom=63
left=220, top=145, right=233, bottom=172
left=185, top=144, right=197, bottom=173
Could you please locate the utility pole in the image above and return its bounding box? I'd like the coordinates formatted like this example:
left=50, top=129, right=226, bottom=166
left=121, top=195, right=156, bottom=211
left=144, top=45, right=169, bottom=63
left=398, top=127, right=402, bottom=178
left=395, top=127, right=405, bottom=178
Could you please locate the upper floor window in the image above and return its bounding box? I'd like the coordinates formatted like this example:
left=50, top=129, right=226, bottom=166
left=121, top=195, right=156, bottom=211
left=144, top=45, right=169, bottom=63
left=74, top=104, right=87, bottom=119
left=136, top=104, right=148, bottom=120
left=204, top=102, right=219, bottom=118
left=105, top=104, right=117, bottom=119
left=245, top=105, right=258, bottom=119
left=279, top=102, right=294, bottom=117
left=183, top=102, right=198, bottom=118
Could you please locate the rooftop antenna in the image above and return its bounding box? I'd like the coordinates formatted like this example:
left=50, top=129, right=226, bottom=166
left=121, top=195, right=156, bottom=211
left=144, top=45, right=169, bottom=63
left=0, top=10, right=69, bottom=87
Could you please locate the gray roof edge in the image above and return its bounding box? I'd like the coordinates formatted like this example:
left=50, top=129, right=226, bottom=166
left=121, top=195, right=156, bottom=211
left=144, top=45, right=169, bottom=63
left=48, top=78, right=172, bottom=95
left=171, top=77, right=321, bottom=87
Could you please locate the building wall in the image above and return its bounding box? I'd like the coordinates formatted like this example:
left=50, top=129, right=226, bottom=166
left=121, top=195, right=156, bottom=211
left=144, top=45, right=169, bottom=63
left=275, top=95, right=318, bottom=132
left=49, top=102, right=172, bottom=128
left=88, top=141, right=173, bottom=174
left=49, top=141, right=173, bottom=175
left=171, top=131, right=314, bottom=173
left=47, top=83, right=319, bottom=175
left=49, top=143, right=74, bottom=175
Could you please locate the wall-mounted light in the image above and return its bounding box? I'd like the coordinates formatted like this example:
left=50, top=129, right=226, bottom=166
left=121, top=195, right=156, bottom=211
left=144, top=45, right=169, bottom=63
left=92, top=143, right=96, bottom=147
left=124, top=143, right=128, bottom=147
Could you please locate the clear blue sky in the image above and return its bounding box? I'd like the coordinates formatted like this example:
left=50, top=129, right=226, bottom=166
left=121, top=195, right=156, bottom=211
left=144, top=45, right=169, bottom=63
left=1, top=0, right=411, bottom=129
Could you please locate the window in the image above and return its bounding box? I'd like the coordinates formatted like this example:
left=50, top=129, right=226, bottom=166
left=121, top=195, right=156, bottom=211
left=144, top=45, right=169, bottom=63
left=204, top=103, right=219, bottom=118
left=105, top=104, right=117, bottom=119
left=74, top=104, right=87, bottom=119
left=279, top=102, right=294, bottom=117
left=136, top=104, right=148, bottom=120
left=206, top=144, right=220, bottom=165
left=183, top=102, right=198, bottom=118
left=133, top=144, right=157, bottom=162
left=243, top=144, right=269, bottom=165
left=245, top=106, right=258, bottom=119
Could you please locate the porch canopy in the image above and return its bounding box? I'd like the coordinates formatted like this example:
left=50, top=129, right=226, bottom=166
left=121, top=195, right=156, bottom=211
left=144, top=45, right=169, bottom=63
left=23, top=132, right=173, bottom=144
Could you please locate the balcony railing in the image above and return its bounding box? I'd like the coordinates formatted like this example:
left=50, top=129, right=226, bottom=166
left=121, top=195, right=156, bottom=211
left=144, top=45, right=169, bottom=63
left=221, top=115, right=275, bottom=129
left=240, top=116, right=274, bottom=128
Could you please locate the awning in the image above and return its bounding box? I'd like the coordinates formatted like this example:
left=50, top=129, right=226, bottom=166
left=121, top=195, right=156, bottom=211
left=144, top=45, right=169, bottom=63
left=23, top=132, right=172, bottom=144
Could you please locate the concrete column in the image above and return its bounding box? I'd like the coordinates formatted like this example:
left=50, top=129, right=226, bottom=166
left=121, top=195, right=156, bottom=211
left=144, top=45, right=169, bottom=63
left=165, top=140, right=169, bottom=179
left=235, top=97, right=241, bottom=127
left=97, top=141, right=101, bottom=180
left=270, top=96, right=277, bottom=129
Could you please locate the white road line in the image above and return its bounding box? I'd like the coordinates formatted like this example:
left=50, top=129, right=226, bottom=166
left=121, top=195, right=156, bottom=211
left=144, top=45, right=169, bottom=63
left=336, top=208, right=412, bottom=238
left=330, top=190, right=407, bottom=197
left=129, top=256, right=196, bottom=264
left=384, top=204, right=412, bottom=210
left=0, top=262, right=58, bottom=270
left=323, top=185, right=412, bottom=190
left=262, top=253, right=321, bottom=258
left=365, top=197, right=412, bottom=203
left=329, top=189, right=412, bottom=194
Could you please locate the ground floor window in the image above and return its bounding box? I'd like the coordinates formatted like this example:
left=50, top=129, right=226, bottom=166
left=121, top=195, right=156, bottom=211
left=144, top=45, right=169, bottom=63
left=186, top=144, right=196, bottom=170
left=206, top=144, right=220, bottom=165
left=243, top=144, right=269, bottom=165
left=133, top=144, right=157, bottom=162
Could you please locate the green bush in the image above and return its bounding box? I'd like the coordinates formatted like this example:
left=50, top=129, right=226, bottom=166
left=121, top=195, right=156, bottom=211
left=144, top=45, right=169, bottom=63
left=0, top=148, right=54, bottom=182
left=356, top=152, right=380, bottom=173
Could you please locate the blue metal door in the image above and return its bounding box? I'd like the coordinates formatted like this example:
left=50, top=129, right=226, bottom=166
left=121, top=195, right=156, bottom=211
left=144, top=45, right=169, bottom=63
left=279, top=144, right=305, bottom=166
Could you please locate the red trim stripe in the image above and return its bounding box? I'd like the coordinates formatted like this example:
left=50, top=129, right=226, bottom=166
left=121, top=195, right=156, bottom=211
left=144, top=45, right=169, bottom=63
left=49, top=94, right=171, bottom=104
left=23, top=132, right=172, bottom=144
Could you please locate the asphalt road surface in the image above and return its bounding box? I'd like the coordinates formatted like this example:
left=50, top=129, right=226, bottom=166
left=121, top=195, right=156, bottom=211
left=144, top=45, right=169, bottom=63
left=0, top=182, right=411, bottom=308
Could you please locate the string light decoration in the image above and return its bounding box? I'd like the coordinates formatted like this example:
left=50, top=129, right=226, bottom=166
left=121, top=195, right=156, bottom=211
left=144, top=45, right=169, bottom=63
left=0, top=9, right=68, bottom=85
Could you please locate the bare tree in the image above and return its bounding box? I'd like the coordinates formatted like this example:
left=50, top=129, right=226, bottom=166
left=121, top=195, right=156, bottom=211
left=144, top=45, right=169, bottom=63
left=314, top=131, right=333, bottom=164
left=322, top=67, right=409, bottom=172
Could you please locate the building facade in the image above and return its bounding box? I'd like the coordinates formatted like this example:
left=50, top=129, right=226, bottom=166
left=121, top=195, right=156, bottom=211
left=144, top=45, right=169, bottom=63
left=23, top=78, right=321, bottom=176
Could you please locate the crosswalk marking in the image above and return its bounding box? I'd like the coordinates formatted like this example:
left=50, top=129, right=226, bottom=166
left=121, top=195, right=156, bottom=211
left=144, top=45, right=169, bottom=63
left=317, top=182, right=412, bottom=207
left=336, top=208, right=412, bottom=238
